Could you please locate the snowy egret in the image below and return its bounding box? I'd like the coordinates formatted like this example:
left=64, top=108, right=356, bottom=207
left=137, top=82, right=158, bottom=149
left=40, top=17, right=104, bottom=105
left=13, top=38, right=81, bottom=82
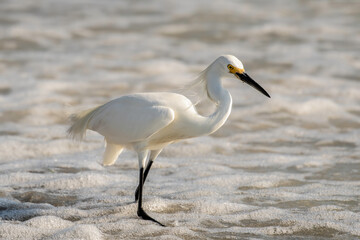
left=68, top=55, right=270, bottom=226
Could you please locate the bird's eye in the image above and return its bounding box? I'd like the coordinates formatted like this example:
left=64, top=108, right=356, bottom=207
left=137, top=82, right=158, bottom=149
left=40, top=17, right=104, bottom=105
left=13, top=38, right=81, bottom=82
left=227, top=64, right=234, bottom=71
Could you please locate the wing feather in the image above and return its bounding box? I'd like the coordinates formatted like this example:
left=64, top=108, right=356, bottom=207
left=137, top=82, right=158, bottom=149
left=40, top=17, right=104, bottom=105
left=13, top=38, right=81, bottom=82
left=87, top=96, right=175, bottom=143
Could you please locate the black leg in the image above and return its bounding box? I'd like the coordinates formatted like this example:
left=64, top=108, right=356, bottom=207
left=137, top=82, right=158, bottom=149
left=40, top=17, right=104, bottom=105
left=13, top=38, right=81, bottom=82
left=137, top=167, right=165, bottom=227
left=135, top=160, right=153, bottom=201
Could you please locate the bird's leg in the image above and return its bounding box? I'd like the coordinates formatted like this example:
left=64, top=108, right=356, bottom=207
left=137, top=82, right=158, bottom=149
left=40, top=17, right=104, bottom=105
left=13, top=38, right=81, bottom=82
left=135, top=149, right=162, bottom=202
left=137, top=167, right=165, bottom=227
left=135, top=160, right=153, bottom=201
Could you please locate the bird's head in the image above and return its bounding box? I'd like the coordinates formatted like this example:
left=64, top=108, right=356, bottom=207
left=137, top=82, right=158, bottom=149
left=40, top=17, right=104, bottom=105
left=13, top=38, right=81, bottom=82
left=216, top=55, right=270, bottom=98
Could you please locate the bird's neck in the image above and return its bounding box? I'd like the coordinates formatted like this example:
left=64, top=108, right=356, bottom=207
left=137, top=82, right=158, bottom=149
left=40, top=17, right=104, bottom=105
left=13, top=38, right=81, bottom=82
left=199, top=69, right=232, bottom=135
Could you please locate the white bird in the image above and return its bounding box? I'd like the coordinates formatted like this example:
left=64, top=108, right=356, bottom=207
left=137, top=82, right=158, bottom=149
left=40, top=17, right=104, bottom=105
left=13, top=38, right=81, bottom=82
left=68, top=55, right=270, bottom=226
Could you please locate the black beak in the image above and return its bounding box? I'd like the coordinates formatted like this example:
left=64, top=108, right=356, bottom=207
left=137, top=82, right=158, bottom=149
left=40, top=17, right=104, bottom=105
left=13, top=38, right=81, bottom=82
left=236, top=72, right=271, bottom=98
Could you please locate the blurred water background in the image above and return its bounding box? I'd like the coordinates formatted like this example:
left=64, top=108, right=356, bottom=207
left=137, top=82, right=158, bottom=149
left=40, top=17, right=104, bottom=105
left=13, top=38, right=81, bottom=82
left=0, top=0, right=359, bottom=239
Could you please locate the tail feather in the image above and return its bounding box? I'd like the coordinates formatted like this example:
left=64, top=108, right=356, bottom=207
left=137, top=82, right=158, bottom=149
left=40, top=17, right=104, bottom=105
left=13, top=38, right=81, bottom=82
left=67, top=106, right=101, bottom=140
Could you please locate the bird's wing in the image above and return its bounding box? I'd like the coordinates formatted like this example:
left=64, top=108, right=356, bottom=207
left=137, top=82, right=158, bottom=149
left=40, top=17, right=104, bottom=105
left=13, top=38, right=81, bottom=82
left=88, top=96, right=175, bottom=143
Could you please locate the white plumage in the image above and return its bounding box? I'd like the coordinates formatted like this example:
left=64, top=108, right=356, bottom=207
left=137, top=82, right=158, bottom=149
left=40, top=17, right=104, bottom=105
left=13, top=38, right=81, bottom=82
left=68, top=55, right=270, bottom=226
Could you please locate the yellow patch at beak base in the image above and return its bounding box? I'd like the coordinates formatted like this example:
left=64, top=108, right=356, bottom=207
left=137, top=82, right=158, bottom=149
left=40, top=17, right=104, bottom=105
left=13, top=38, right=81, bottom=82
left=227, top=64, right=244, bottom=74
